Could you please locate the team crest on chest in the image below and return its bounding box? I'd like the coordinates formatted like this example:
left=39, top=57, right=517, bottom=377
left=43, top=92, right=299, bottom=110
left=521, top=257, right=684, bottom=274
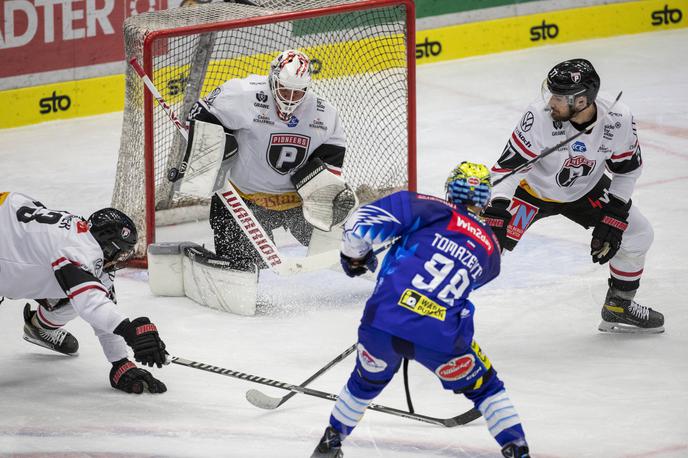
left=557, top=155, right=596, bottom=187
left=266, top=133, right=311, bottom=174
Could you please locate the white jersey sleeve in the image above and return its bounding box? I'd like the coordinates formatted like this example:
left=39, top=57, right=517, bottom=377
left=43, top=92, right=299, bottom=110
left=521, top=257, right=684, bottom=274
left=0, top=192, right=127, bottom=333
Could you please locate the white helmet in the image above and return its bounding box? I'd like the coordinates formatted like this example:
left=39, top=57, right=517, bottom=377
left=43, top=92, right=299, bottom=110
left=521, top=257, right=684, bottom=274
left=268, top=50, right=311, bottom=120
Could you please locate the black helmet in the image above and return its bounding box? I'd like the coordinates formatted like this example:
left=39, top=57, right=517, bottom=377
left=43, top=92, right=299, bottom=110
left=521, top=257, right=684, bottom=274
left=546, top=58, right=600, bottom=104
left=88, top=208, right=137, bottom=269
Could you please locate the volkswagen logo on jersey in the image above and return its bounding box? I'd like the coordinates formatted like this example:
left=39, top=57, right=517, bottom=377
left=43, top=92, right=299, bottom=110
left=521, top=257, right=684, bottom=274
left=571, top=141, right=587, bottom=153
left=520, top=111, right=535, bottom=131
left=287, top=115, right=300, bottom=127
left=357, top=343, right=388, bottom=373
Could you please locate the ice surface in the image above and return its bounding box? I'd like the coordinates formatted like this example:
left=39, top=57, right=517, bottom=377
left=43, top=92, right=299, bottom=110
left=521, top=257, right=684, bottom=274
left=1, top=29, right=687, bottom=457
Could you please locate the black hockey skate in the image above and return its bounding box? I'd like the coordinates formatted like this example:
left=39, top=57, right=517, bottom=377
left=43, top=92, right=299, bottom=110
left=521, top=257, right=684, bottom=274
left=23, top=304, right=79, bottom=356
left=599, top=290, right=664, bottom=334
left=311, top=426, right=344, bottom=458
left=501, top=441, right=530, bottom=458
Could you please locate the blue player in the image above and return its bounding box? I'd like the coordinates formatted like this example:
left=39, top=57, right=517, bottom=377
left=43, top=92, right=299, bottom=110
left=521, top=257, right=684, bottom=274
left=311, top=162, right=529, bottom=458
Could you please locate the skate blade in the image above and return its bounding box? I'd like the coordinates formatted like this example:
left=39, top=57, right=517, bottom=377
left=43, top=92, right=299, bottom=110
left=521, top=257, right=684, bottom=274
left=598, top=321, right=664, bottom=334
left=23, top=335, right=79, bottom=356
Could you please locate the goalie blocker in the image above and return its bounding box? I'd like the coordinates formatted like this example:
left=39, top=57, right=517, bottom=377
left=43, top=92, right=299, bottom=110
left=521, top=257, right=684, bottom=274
left=291, top=157, right=358, bottom=232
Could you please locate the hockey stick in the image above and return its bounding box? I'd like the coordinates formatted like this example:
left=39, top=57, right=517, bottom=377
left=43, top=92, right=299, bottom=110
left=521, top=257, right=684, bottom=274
left=129, top=58, right=344, bottom=276
left=246, top=344, right=356, bottom=409
left=493, top=91, right=623, bottom=186
left=170, top=355, right=481, bottom=427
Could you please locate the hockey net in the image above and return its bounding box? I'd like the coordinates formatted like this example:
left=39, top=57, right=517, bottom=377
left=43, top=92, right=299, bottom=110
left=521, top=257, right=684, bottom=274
left=112, top=0, right=416, bottom=264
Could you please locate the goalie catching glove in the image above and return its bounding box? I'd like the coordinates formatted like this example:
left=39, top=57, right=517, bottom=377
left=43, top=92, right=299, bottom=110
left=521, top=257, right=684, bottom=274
left=291, top=158, right=359, bottom=232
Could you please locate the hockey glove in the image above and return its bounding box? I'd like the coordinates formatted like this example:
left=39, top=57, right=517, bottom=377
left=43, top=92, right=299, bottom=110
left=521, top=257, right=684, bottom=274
left=482, top=198, right=516, bottom=251
left=110, top=358, right=167, bottom=394
left=340, top=250, right=378, bottom=277
left=114, top=317, right=167, bottom=368
left=590, top=195, right=630, bottom=264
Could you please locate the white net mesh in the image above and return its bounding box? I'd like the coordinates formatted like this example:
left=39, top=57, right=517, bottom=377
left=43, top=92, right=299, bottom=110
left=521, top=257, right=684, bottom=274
left=113, top=0, right=413, bottom=260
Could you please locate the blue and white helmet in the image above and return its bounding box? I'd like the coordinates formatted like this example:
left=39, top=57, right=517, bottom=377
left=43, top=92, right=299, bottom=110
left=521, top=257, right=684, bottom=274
left=445, top=161, right=492, bottom=211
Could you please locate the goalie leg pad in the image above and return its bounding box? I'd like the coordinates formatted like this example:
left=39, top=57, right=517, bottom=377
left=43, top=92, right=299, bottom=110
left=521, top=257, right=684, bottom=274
left=291, top=158, right=359, bottom=232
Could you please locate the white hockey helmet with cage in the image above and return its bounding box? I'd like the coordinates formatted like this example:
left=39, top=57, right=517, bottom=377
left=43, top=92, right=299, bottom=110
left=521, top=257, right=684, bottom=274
left=268, top=50, right=311, bottom=120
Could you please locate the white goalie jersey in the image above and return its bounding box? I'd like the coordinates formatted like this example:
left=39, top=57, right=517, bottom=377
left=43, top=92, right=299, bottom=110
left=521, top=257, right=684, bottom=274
left=491, top=92, right=642, bottom=203
left=0, top=192, right=126, bottom=334
left=198, top=74, right=347, bottom=195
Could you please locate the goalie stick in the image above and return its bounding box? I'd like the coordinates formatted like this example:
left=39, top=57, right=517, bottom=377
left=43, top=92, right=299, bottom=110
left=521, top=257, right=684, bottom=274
left=493, top=91, right=623, bottom=186
left=170, top=355, right=481, bottom=427
left=246, top=344, right=356, bottom=410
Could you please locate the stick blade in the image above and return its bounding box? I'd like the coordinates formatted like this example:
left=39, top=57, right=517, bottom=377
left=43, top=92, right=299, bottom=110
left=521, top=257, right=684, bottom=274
left=246, top=389, right=283, bottom=409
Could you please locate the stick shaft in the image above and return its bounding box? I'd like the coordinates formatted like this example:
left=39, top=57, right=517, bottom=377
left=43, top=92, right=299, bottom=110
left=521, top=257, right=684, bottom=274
left=171, top=355, right=478, bottom=427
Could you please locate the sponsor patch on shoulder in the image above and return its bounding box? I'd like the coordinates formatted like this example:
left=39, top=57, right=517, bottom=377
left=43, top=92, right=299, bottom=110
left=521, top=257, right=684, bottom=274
left=447, top=212, right=494, bottom=254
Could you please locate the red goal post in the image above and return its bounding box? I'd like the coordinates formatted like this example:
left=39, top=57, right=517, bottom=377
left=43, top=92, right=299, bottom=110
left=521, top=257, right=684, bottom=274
left=113, top=0, right=416, bottom=266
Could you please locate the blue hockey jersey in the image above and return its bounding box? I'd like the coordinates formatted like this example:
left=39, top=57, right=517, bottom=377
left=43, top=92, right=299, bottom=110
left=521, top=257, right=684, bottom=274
left=341, top=191, right=501, bottom=353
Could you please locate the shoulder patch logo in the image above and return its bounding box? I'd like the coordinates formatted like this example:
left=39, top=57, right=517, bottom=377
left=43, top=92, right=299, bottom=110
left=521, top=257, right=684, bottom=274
left=520, top=111, right=535, bottom=131
left=0, top=192, right=8, bottom=206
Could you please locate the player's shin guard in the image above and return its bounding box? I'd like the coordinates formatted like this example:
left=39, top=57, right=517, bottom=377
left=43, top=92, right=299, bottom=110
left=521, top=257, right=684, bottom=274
left=328, top=384, right=373, bottom=437
left=477, top=389, right=526, bottom=447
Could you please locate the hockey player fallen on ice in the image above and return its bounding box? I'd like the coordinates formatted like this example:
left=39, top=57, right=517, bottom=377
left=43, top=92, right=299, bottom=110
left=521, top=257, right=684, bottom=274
left=0, top=192, right=168, bottom=394
left=312, top=163, right=530, bottom=458
left=483, top=58, right=663, bottom=334
left=186, top=49, right=357, bottom=272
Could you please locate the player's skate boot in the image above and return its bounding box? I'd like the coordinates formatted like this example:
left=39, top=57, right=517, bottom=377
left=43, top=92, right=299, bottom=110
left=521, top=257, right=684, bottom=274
left=501, top=440, right=530, bottom=458
left=311, top=426, right=344, bottom=457
left=599, top=288, right=664, bottom=334
left=23, top=304, right=79, bottom=355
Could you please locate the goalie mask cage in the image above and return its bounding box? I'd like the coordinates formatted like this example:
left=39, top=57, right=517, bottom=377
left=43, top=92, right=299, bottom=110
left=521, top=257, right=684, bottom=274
left=112, top=0, right=416, bottom=266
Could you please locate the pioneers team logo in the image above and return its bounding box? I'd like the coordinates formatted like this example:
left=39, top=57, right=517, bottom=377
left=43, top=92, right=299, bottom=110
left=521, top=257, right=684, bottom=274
left=266, top=133, right=311, bottom=174
left=556, top=155, right=596, bottom=187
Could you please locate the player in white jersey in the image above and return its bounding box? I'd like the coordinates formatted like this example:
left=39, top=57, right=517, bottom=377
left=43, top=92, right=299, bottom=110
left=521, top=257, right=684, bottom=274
left=482, top=58, right=662, bottom=333
left=186, top=49, right=351, bottom=271
left=0, top=192, right=169, bottom=393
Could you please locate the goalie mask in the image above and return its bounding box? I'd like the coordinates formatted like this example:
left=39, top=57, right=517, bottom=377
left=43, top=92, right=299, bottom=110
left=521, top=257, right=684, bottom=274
left=88, top=208, right=137, bottom=271
left=268, top=50, right=311, bottom=121
left=445, top=162, right=492, bottom=213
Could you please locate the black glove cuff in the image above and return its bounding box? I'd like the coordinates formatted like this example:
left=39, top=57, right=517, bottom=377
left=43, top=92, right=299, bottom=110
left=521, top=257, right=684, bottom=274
left=605, top=195, right=631, bottom=219
left=489, top=198, right=510, bottom=210
left=113, top=319, right=133, bottom=343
